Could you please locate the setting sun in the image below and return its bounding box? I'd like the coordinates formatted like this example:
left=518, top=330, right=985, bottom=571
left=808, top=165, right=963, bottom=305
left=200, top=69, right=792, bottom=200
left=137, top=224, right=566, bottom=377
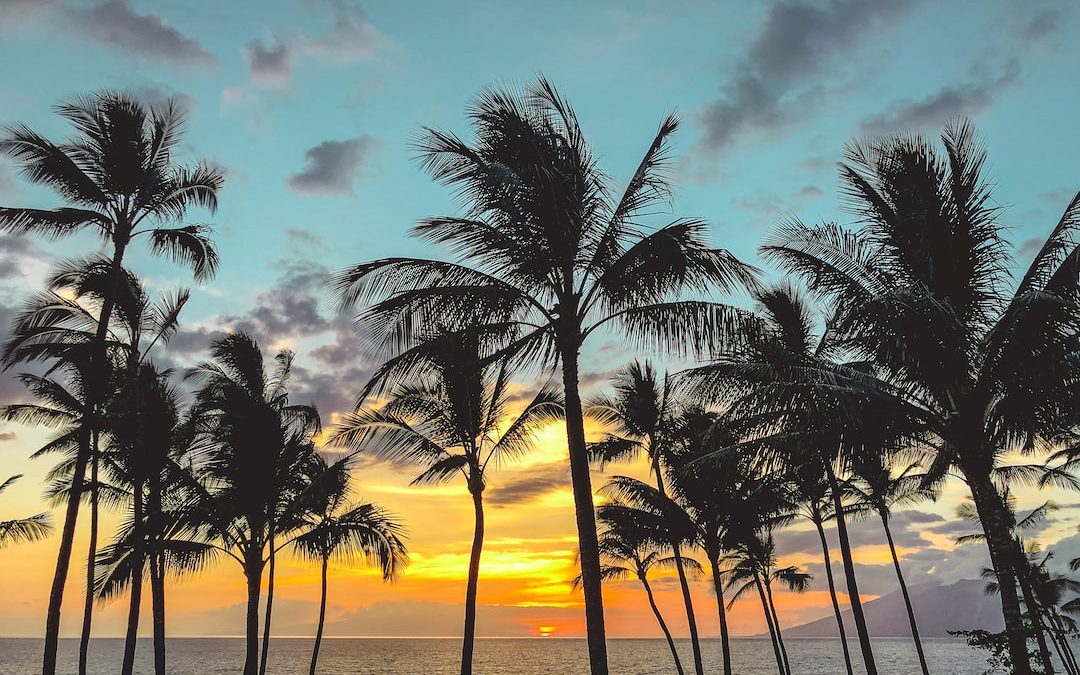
left=537, top=626, right=556, bottom=638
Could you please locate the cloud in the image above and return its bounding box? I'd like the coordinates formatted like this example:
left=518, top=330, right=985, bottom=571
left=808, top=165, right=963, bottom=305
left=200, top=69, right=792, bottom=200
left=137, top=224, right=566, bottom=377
left=62, top=0, right=218, bottom=69
left=859, top=60, right=1021, bottom=134
left=487, top=463, right=569, bottom=507
left=287, top=137, right=376, bottom=195
left=0, top=163, right=18, bottom=198
left=0, top=432, right=15, bottom=441
left=301, top=0, right=381, bottom=64
left=795, top=185, right=824, bottom=199
left=0, top=0, right=50, bottom=26
left=698, top=0, right=917, bottom=153
left=1021, top=7, right=1063, bottom=42
left=777, top=509, right=941, bottom=557
left=247, top=38, right=292, bottom=87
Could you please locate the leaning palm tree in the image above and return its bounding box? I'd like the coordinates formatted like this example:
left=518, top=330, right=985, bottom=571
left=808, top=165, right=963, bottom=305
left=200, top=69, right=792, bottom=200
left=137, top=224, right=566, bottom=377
left=0, top=475, right=51, bottom=546
left=332, top=328, right=562, bottom=675
left=787, top=463, right=854, bottom=675
left=330, top=77, right=756, bottom=675
left=685, top=283, right=899, bottom=675
left=291, top=454, right=408, bottom=675
left=586, top=362, right=704, bottom=675
left=579, top=505, right=689, bottom=675
left=0, top=90, right=222, bottom=675
left=848, top=455, right=938, bottom=675
left=763, top=121, right=1080, bottom=675
left=183, top=332, right=320, bottom=675
left=725, top=530, right=811, bottom=675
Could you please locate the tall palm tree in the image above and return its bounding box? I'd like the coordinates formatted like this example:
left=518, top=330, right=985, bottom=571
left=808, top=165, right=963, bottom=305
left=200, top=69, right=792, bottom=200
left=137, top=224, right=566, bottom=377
left=291, top=454, right=408, bottom=675
left=762, top=121, right=1080, bottom=675
left=685, top=283, right=896, bottom=675
left=183, top=332, right=320, bottom=675
left=330, top=77, right=756, bottom=675
left=726, top=530, right=811, bottom=675
left=332, top=328, right=561, bottom=675
left=580, top=505, right=689, bottom=675
left=586, top=362, right=704, bottom=675
left=788, top=464, right=854, bottom=675
left=0, top=475, right=52, bottom=545
left=0, top=91, right=222, bottom=675
left=664, top=409, right=753, bottom=675
left=848, top=456, right=938, bottom=675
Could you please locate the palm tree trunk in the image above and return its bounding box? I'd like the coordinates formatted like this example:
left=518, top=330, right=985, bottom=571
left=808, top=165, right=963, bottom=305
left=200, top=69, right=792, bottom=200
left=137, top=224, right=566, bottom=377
left=827, top=463, right=878, bottom=675
left=460, top=487, right=485, bottom=675
left=309, top=557, right=329, bottom=675
left=121, top=486, right=144, bottom=675
left=764, top=576, right=792, bottom=675
left=881, top=513, right=930, bottom=675
left=244, top=556, right=263, bottom=675
left=653, top=459, right=703, bottom=675
left=641, top=575, right=685, bottom=675
left=559, top=344, right=608, bottom=675
left=708, top=550, right=732, bottom=675
left=259, top=535, right=276, bottom=675
left=151, top=554, right=165, bottom=675
left=42, top=240, right=127, bottom=675
left=1013, top=543, right=1055, bottom=674
left=671, top=545, right=704, bottom=675
left=149, top=467, right=165, bottom=675
left=968, top=474, right=1033, bottom=675
left=78, top=436, right=99, bottom=675
left=755, top=575, right=786, bottom=675
left=813, top=515, right=854, bottom=675
left=42, top=426, right=91, bottom=675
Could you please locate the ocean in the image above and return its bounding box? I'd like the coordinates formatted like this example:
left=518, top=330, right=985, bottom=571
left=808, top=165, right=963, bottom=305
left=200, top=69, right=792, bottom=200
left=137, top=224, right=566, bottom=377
left=0, top=637, right=991, bottom=674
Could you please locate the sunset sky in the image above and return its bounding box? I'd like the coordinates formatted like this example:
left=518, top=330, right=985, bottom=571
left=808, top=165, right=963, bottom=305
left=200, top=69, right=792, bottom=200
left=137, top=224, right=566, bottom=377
left=0, top=0, right=1079, bottom=640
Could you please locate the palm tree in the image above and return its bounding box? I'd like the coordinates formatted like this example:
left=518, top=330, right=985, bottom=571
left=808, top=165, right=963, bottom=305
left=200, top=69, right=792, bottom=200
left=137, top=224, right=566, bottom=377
left=580, top=505, right=689, bottom=675
left=726, top=530, right=811, bottom=675
left=0, top=475, right=51, bottom=545
left=848, top=456, right=937, bottom=675
left=0, top=91, right=222, bottom=675
left=291, top=453, right=408, bottom=675
left=762, top=121, right=1080, bottom=675
left=586, top=362, right=704, bottom=675
left=787, top=464, right=854, bottom=675
left=332, top=328, right=561, bottom=675
left=183, top=332, right=320, bottom=675
left=685, top=283, right=896, bottom=675
left=663, top=409, right=752, bottom=675
left=330, top=77, right=756, bottom=675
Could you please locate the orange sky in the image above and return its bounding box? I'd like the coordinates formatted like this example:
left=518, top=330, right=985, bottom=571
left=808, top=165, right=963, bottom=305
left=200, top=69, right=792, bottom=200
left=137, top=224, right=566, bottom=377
left=0, top=415, right=1073, bottom=640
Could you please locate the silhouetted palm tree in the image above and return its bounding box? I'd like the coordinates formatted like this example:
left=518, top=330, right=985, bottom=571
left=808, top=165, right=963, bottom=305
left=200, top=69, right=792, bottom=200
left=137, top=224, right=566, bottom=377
left=726, top=531, right=811, bottom=675
left=0, top=91, right=222, bottom=675
left=0, top=475, right=51, bottom=546
left=685, top=283, right=895, bottom=675
left=333, top=328, right=561, bottom=675
left=580, top=505, right=688, bottom=675
left=587, top=362, right=704, bottom=675
left=848, top=456, right=937, bottom=675
left=330, top=77, right=756, bottom=675
left=291, top=453, right=408, bottom=675
left=763, top=121, right=1080, bottom=675
left=184, top=332, right=319, bottom=675
left=788, top=464, right=854, bottom=675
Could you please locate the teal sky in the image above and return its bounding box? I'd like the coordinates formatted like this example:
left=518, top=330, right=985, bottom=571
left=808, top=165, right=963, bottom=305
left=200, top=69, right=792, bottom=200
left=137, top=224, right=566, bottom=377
left=1, top=0, right=1079, bottom=639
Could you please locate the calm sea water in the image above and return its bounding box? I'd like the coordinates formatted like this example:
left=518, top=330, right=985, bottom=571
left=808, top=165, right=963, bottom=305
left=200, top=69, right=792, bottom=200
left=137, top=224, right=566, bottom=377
left=0, top=637, right=988, bottom=674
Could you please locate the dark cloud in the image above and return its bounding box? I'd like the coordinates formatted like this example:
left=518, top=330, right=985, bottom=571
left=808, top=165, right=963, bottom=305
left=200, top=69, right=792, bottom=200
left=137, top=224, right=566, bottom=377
left=302, top=0, right=380, bottom=64
left=286, top=228, right=325, bottom=251
left=795, top=185, right=823, bottom=199
left=247, top=38, right=291, bottom=86
left=224, top=259, right=332, bottom=340
left=1019, top=237, right=1044, bottom=258
left=125, top=85, right=198, bottom=114
left=859, top=60, right=1021, bottom=134
left=0, top=0, right=51, bottom=26
left=287, top=137, right=376, bottom=195
left=1021, top=8, right=1062, bottom=42
left=62, top=0, right=218, bottom=69
left=0, top=432, right=15, bottom=441
left=699, top=0, right=917, bottom=152
left=0, top=235, right=44, bottom=280
left=487, top=463, right=569, bottom=507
